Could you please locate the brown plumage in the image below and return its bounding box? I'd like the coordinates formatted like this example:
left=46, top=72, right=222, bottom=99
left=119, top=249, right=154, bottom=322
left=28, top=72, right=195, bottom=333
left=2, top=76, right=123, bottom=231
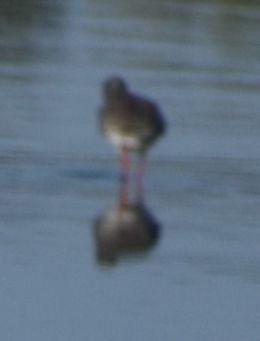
left=99, top=76, right=165, bottom=152
left=98, top=76, right=166, bottom=199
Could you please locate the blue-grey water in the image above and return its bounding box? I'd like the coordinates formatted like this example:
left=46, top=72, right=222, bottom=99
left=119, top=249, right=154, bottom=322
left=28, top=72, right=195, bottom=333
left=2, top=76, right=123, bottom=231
left=1, top=0, right=260, bottom=340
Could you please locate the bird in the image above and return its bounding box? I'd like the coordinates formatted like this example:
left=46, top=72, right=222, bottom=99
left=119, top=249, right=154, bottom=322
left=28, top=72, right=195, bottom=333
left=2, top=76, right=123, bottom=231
left=98, top=76, right=166, bottom=199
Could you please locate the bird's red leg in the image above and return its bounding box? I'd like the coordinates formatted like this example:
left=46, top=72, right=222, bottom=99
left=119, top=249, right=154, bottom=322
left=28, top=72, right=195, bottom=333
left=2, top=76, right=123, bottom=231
left=136, top=152, right=145, bottom=203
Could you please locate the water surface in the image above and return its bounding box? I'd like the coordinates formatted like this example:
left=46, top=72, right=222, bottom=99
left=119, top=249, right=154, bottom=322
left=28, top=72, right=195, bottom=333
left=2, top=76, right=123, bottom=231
left=0, top=0, right=260, bottom=340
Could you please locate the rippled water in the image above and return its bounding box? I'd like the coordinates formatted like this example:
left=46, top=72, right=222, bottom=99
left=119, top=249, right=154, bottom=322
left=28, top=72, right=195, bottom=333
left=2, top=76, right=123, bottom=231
left=0, top=0, right=260, bottom=340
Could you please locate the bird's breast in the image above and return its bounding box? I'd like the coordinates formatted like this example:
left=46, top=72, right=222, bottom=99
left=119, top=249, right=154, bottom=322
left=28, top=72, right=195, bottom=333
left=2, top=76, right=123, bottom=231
left=106, top=129, right=142, bottom=150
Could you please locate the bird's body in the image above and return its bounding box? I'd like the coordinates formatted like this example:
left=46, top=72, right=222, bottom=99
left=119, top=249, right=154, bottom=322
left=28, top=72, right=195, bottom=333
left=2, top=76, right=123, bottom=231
left=98, top=76, right=166, bottom=199
left=99, top=77, right=165, bottom=152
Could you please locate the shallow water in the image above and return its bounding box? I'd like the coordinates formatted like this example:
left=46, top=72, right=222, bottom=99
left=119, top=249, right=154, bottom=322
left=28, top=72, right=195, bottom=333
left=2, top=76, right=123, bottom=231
left=0, top=0, right=260, bottom=340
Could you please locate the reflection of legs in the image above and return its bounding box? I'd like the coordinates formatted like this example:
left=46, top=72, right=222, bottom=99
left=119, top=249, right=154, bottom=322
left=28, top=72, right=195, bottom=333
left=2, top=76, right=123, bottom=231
left=136, top=152, right=145, bottom=203
left=119, top=147, right=129, bottom=206
left=118, top=180, right=128, bottom=207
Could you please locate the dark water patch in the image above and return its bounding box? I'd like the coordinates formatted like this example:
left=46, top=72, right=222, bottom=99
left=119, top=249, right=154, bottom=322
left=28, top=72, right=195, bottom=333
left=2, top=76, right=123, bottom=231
left=61, top=167, right=116, bottom=182
left=180, top=253, right=260, bottom=285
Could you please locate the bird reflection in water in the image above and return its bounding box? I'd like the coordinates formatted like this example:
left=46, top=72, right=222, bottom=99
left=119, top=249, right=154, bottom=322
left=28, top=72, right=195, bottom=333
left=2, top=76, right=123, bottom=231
left=94, top=76, right=165, bottom=265
left=93, top=182, right=161, bottom=265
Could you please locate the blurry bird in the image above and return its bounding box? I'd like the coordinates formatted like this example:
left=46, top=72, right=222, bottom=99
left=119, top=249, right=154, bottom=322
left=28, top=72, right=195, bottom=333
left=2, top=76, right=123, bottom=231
left=99, top=76, right=166, bottom=198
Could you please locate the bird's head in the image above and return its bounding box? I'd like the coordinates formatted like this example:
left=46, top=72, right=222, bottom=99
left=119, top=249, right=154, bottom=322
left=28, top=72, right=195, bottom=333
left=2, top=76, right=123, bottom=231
left=103, top=76, right=128, bottom=100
